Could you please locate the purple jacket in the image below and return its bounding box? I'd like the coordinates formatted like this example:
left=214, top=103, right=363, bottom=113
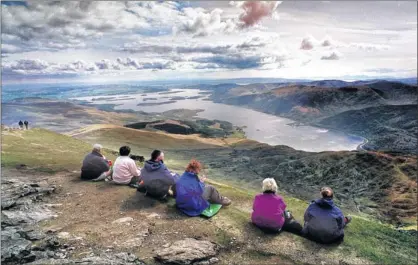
left=251, top=192, right=287, bottom=230
left=140, top=160, right=178, bottom=197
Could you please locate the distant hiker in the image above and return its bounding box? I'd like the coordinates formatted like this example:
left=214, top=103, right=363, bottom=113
left=251, top=178, right=303, bottom=234
left=175, top=159, right=231, bottom=216
left=81, top=144, right=110, bottom=180
left=18, top=120, right=23, bottom=129
left=139, top=150, right=179, bottom=199
left=24, top=120, right=29, bottom=130
left=109, top=146, right=141, bottom=187
left=302, top=187, right=352, bottom=244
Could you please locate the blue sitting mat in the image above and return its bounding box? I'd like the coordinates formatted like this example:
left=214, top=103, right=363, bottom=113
left=201, top=203, right=222, bottom=218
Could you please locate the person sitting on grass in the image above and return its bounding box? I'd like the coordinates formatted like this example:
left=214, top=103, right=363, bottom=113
left=81, top=144, right=110, bottom=180
left=139, top=150, right=179, bottom=199
left=175, top=159, right=231, bottom=217
left=302, top=186, right=352, bottom=244
left=251, top=178, right=303, bottom=234
left=106, top=145, right=141, bottom=187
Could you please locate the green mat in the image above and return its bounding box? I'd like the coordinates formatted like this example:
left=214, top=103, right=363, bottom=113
left=201, top=203, right=222, bottom=218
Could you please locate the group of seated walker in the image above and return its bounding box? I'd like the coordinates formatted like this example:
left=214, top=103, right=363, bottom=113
left=81, top=144, right=351, bottom=244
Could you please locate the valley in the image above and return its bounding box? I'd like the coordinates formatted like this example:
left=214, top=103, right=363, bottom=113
left=1, top=78, right=417, bottom=265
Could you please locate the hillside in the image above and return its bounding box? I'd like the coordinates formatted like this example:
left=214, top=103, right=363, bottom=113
left=320, top=105, right=418, bottom=153
left=125, top=119, right=245, bottom=138
left=208, top=81, right=417, bottom=152
left=1, top=127, right=417, bottom=265
left=67, top=126, right=417, bottom=224
left=1, top=98, right=149, bottom=133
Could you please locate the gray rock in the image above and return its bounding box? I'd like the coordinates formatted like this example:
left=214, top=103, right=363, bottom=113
left=194, top=257, right=220, bottom=265
left=155, top=238, right=218, bottom=265
left=31, top=250, right=49, bottom=260
left=24, top=230, right=46, bottom=241
left=1, top=197, right=17, bottom=209
left=1, top=234, right=32, bottom=263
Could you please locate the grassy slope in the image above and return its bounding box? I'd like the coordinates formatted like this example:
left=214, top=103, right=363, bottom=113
left=1, top=128, right=417, bottom=264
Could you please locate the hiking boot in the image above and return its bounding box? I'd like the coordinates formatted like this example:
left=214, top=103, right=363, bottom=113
left=344, top=216, right=352, bottom=225
left=221, top=197, right=232, bottom=206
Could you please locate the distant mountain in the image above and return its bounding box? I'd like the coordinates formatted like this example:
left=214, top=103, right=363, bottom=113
left=207, top=80, right=417, bottom=153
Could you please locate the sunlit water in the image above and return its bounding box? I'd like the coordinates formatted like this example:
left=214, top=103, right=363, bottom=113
left=74, top=89, right=364, bottom=152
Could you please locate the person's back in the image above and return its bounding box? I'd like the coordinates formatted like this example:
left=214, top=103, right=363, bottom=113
left=141, top=150, right=177, bottom=198
left=251, top=192, right=286, bottom=231
left=302, top=187, right=347, bottom=244
left=176, top=171, right=209, bottom=216
left=81, top=144, right=109, bottom=180
left=112, top=146, right=141, bottom=185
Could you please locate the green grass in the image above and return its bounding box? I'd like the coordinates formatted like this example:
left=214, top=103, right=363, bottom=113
left=209, top=180, right=417, bottom=265
left=2, top=127, right=417, bottom=265
left=1, top=128, right=117, bottom=173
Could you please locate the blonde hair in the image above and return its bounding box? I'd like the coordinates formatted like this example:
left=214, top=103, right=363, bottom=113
left=262, top=178, right=278, bottom=193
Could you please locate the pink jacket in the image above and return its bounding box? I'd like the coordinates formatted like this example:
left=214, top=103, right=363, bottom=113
left=251, top=193, right=287, bottom=230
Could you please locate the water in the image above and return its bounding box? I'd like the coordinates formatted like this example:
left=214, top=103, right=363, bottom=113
left=74, top=89, right=364, bottom=152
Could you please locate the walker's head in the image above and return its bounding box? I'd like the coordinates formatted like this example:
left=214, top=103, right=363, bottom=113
left=93, top=143, right=103, bottom=154
left=321, top=186, right=334, bottom=199
left=151, top=150, right=164, bottom=162
left=262, top=178, right=278, bottom=193
left=186, top=159, right=202, bottom=174
left=119, top=146, right=131, bottom=156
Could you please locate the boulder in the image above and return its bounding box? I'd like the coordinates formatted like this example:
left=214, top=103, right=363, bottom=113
left=154, top=238, right=218, bottom=265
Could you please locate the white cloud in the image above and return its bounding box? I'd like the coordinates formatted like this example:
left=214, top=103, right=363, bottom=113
left=175, top=8, right=237, bottom=37
left=349, top=43, right=390, bottom=51
left=1, top=44, right=22, bottom=54
left=321, top=50, right=342, bottom=60
left=2, top=57, right=178, bottom=76
left=300, top=35, right=319, bottom=50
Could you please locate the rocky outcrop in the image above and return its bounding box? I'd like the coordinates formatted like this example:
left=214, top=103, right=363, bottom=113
left=1, top=179, right=57, bottom=264
left=1, top=178, right=143, bottom=265
left=28, top=252, right=144, bottom=265
left=154, top=238, right=218, bottom=265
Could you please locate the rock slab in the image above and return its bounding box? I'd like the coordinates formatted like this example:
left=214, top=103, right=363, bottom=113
left=154, top=238, right=218, bottom=265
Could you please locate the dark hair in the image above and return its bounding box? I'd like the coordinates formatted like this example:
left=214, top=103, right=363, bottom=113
left=151, top=150, right=161, bottom=161
left=321, top=186, right=334, bottom=199
left=119, top=146, right=131, bottom=156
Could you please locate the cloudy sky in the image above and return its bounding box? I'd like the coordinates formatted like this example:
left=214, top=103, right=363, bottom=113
left=1, top=1, right=417, bottom=84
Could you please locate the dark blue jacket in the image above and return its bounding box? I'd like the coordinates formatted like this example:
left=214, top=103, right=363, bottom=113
left=175, top=171, right=209, bottom=216
left=141, top=160, right=178, bottom=197
left=302, top=198, right=345, bottom=243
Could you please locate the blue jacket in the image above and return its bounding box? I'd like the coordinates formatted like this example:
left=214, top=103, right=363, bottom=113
left=175, top=171, right=209, bottom=216
left=302, top=198, right=345, bottom=243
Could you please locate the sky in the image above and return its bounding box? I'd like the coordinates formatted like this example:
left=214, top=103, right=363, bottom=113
left=1, top=1, right=417, bottom=84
